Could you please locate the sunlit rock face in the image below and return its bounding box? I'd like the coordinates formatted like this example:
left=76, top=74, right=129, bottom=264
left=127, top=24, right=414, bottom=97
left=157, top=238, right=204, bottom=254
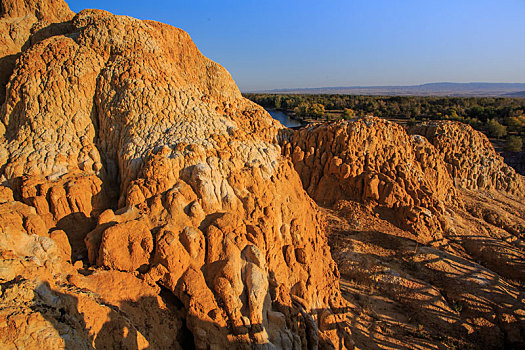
left=0, top=0, right=74, bottom=106
left=285, top=118, right=525, bottom=348
left=408, top=120, right=525, bottom=197
left=0, top=0, right=351, bottom=348
left=1, top=0, right=525, bottom=349
left=283, top=117, right=458, bottom=243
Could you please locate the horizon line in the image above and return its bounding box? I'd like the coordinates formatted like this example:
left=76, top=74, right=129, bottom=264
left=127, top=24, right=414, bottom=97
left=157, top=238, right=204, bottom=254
left=242, top=81, right=525, bottom=93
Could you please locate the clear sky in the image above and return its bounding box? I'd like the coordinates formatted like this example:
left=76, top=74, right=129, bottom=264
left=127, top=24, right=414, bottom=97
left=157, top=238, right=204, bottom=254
left=67, top=0, right=525, bottom=91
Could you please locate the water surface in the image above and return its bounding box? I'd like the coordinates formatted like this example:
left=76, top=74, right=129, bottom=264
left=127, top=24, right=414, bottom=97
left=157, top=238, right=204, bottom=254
left=266, top=109, right=303, bottom=128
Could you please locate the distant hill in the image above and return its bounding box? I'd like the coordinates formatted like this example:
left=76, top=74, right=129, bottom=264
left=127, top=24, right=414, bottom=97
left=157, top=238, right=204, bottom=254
left=502, top=91, right=525, bottom=98
left=253, top=82, right=525, bottom=97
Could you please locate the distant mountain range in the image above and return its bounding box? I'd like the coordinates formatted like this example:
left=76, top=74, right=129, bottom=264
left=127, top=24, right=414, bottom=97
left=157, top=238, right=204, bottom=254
left=252, top=83, right=525, bottom=97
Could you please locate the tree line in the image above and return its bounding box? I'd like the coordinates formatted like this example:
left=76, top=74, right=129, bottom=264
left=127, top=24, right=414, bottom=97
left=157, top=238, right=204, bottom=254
left=244, top=93, right=525, bottom=152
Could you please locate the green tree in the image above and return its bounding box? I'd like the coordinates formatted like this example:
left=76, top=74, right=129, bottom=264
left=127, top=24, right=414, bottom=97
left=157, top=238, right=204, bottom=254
left=448, top=108, right=459, bottom=120
left=274, top=95, right=282, bottom=109
left=506, top=115, right=525, bottom=134
left=343, top=108, right=356, bottom=120
left=309, top=103, right=325, bottom=119
left=505, top=135, right=523, bottom=152
left=294, top=102, right=325, bottom=119
left=293, top=102, right=308, bottom=118
left=486, top=119, right=507, bottom=138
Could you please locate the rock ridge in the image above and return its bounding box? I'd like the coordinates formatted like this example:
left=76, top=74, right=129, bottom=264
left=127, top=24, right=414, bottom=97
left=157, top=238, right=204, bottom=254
left=0, top=0, right=524, bottom=349
left=0, top=1, right=350, bottom=348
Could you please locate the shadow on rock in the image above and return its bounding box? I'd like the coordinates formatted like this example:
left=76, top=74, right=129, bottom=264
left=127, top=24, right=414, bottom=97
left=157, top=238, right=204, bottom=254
left=29, top=278, right=360, bottom=349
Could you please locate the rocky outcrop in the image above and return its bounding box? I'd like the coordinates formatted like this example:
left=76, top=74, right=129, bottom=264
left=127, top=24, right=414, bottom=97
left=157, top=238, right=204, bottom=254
left=85, top=151, right=349, bottom=347
left=0, top=256, right=184, bottom=349
left=0, top=1, right=350, bottom=348
left=1, top=0, right=524, bottom=349
left=326, top=199, right=525, bottom=349
left=283, top=117, right=458, bottom=243
left=409, top=121, right=525, bottom=197
left=285, top=118, right=525, bottom=348
left=0, top=0, right=74, bottom=105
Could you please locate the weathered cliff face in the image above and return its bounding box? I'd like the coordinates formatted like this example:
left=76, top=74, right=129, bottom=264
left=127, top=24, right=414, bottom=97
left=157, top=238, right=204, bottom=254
left=1, top=0, right=525, bottom=349
left=0, top=1, right=350, bottom=349
left=408, top=121, right=525, bottom=197
left=283, top=118, right=459, bottom=243
left=286, top=118, right=525, bottom=349
left=0, top=0, right=73, bottom=105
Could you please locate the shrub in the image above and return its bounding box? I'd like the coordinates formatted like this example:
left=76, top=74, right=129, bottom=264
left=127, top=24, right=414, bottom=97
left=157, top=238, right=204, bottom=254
left=486, top=119, right=507, bottom=138
left=294, top=102, right=325, bottom=119
left=506, top=115, right=525, bottom=133
left=505, top=135, right=523, bottom=152
left=343, top=108, right=356, bottom=120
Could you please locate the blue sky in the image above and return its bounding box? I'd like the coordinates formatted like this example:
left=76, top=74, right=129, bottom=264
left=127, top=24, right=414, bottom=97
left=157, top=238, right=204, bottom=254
left=67, top=0, right=525, bottom=91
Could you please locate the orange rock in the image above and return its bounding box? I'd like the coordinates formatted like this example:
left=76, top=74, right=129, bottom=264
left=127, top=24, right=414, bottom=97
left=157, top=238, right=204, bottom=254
left=0, top=0, right=73, bottom=105
left=409, top=121, right=525, bottom=197
left=49, top=229, right=72, bottom=262
left=2, top=0, right=523, bottom=348
left=97, top=219, right=153, bottom=272
left=285, top=117, right=457, bottom=242
left=0, top=186, right=13, bottom=203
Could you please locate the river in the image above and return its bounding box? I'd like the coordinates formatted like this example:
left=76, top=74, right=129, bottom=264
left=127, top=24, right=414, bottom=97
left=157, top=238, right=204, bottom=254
left=265, top=109, right=303, bottom=128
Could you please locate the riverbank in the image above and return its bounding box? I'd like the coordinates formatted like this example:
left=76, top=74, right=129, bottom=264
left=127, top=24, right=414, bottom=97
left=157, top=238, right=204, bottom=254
left=265, top=108, right=306, bottom=128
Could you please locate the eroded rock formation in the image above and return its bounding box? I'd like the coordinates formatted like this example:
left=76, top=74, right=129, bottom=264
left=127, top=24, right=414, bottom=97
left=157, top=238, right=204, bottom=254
left=1, top=0, right=524, bottom=349
left=0, top=1, right=349, bottom=348
left=409, top=121, right=525, bottom=196
left=286, top=118, right=525, bottom=349
left=283, top=118, right=458, bottom=243
left=0, top=0, right=74, bottom=105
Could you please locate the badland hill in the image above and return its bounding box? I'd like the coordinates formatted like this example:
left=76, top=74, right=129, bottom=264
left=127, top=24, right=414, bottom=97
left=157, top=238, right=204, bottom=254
left=0, top=0, right=524, bottom=349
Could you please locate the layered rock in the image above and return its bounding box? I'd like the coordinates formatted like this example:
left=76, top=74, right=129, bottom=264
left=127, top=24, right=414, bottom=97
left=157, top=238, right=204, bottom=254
left=326, top=200, right=525, bottom=349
